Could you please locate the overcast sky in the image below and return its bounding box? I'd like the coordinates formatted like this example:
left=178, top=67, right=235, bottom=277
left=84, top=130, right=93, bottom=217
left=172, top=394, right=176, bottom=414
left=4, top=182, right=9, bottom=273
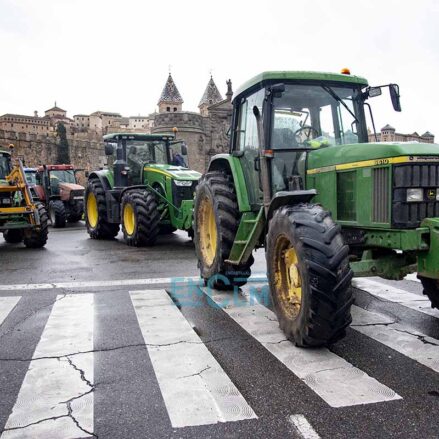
left=1, top=0, right=438, bottom=136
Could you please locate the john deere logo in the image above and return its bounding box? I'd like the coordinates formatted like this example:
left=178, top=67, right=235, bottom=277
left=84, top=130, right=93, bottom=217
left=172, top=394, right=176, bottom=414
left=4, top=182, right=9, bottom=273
left=427, top=189, right=436, bottom=200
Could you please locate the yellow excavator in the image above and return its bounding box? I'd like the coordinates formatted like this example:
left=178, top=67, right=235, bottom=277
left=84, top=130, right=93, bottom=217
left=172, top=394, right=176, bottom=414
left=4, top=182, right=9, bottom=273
left=0, top=144, right=48, bottom=247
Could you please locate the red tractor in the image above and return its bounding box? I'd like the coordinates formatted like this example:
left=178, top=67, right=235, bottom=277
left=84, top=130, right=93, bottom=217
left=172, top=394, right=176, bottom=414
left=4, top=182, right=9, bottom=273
left=34, top=164, right=85, bottom=228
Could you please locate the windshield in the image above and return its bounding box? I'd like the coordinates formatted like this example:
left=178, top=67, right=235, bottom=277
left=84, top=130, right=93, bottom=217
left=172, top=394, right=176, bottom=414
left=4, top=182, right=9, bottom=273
left=0, top=155, right=10, bottom=179
left=126, top=140, right=168, bottom=165
left=25, top=171, right=37, bottom=184
left=271, top=83, right=365, bottom=148
left=49, top=170, right=76, bottom=183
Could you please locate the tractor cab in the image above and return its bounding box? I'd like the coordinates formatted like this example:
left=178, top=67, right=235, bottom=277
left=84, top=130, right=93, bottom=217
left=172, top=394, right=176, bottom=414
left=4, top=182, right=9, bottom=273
left=231, top=71, right=401, bottom=205
left=0, top=151, right=12, bottom=181
left=103, top=133, right=189, bottom=186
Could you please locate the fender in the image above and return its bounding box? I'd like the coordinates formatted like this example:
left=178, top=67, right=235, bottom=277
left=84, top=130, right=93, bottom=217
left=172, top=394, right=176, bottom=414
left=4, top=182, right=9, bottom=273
left=266, top=189, right=317, bottom=222
left=207, top=154, right=251, bottom=212
left=88, top=171, right=113, bottom=192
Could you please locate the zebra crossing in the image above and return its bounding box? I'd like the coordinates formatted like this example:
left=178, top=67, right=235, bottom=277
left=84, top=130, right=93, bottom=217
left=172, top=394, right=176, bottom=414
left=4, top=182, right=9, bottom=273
left=0, top=275, right=438, bottom=438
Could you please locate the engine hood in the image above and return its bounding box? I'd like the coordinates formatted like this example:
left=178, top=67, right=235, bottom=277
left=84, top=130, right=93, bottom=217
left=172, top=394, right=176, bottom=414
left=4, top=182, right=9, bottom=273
left=308, top=142, right=439, bottom=171
left=144, top=164, right=201, bottom=181
left=59, top=182, right=85, bottom=192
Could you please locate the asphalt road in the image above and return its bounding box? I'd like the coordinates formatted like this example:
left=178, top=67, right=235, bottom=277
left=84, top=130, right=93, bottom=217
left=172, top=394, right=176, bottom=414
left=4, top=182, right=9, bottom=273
left=0, top=224, right=438, bottom=439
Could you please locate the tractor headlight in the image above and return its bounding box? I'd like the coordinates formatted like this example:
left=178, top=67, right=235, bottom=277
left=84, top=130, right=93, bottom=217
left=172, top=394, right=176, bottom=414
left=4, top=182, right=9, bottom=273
left=174, top=180, right=193, bottom=187
left=406, top=188, right=424, bottom=202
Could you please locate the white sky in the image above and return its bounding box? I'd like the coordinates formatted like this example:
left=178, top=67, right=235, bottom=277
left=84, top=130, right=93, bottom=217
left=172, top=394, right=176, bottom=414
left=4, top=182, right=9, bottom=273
left=0, top=0, right=438, bottom=136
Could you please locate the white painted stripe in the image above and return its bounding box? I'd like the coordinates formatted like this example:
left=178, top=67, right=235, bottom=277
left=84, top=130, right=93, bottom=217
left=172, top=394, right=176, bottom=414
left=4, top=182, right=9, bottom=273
left=289, top=414, right=320, bottom=439
left=1, top=294, right=94, bottom=439
left=404, top=273, right=421, bottom=283
left=130, top=290, right=257, bottom=428
left=204, top=287, right=401, bottom=407
left=0, top=275, right=268, bottom=292
left=351, top=305, right=439, bottom=372
left=0, top=297, right=20, bottom=326
left=353, top=278, right=439, bottom=318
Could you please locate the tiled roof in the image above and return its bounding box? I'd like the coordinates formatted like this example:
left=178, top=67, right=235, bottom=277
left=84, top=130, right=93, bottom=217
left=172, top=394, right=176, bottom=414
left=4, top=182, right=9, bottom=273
left=158, top=74, right=183, bottom=104
left=381, top=124, right=395, bottom=131
left=199, top=77, right=223, bottom=107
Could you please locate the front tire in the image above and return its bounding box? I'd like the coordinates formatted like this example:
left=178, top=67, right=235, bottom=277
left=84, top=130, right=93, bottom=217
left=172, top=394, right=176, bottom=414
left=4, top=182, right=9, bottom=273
left=3, top=229, right=23, bottom=244
left=121, top=189, right=160, bottom=247
left=193, top=171, right=254, bottom=290
left=419, top=276, right=439, bottom=309
left=85, top=178, right=119, bottom=239
left=23, top=203, right=49, bottom=248
left=49, top=200, right=66, bottom=228
left=267, top=204, right=353, bottom=347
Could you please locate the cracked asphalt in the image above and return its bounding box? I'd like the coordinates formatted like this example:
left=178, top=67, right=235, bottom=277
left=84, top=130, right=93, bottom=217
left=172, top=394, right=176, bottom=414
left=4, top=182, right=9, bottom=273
left=1, top=224, right=439, bottom=438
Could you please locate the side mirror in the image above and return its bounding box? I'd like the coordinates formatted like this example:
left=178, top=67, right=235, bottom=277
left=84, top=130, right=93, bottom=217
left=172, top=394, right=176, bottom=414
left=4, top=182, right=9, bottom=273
left=389, top=84, right=401, bottom=112
left=104, top=143, right=114, bottom=156
left=269, top=83, right=285, bottom=98
left=181, top=142, right=188, bottom=156
left=368, top=87, right=382, bottom=97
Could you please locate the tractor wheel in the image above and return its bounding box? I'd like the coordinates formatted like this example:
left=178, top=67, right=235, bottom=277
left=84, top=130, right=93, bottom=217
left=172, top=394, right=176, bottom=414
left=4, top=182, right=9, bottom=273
left=419, top=276, right=439, bottom=309
left=193, top=171, right=254, bottom=290
left=49, top=200, right=66, bottom=228
left=23, top=203, right=49, bottom=248
left=68, top=201, right=84, bottom=223
left=3, top=229, right=23, bottom=244
left=266, top=204, right=353, bottom=347
left=85, top=178, right=119, bottom=239
left=121, top=189, right=160, bottom=247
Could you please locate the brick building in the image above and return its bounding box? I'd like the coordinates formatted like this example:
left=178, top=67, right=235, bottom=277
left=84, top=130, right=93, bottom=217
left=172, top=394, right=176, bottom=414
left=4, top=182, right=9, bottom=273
left=369, top=124, right=435, bottom=143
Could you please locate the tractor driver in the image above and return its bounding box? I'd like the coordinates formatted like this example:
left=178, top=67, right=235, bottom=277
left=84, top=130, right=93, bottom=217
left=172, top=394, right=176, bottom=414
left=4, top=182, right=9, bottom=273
left=170, top=147, right=187, bottom=167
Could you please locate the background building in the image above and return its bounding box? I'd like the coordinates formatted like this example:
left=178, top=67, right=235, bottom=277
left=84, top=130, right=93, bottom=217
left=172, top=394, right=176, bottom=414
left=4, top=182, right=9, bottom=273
left=369, top=124, right=435, bottom=143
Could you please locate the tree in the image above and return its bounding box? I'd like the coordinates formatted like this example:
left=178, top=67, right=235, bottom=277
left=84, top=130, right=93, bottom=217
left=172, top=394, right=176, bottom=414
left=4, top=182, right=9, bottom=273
left=56, top=122, right=70, bottom=164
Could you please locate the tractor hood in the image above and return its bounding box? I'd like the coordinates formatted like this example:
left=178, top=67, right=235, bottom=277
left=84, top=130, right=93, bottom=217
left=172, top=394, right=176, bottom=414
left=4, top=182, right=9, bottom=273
left=144, top=164, right=201, bottom=181
left=59, top=182, right=85, bottom=192
left=307, top=142, right=439, bottom=172
left=58, top=182, right=85, bottom=201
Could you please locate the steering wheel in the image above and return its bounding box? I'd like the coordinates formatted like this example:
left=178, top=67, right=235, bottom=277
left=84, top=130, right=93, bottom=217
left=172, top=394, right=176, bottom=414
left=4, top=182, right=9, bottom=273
left=294, top=126, right=319, bottom=145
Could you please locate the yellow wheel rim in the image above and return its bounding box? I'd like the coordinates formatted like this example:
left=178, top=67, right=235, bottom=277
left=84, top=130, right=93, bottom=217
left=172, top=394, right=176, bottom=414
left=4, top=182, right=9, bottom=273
left=198, top=196, right=217, bottom=266
left=123, top=203, right=136, bottom=236
left=87, top=192, right=98, bottom=228
left=273, top=236, right=302, bottom=319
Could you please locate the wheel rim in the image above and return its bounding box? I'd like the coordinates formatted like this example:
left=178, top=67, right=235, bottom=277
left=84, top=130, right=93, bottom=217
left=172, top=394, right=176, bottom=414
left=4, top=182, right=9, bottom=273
left=198, top=196, right=217, bottom=266
left=273, top=236, right=302, bottom=319
left=123, top=203, right=136, bottom=236
left=87, top=193, right=98, bottom=228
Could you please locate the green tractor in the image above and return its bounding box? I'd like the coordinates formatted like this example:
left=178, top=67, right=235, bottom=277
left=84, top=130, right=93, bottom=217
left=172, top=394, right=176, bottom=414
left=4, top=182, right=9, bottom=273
left=194, top=69, right=439, bottom=347
left=85, top=133, right=201, bottom=246
left=0, top=147, right=49, bottom=247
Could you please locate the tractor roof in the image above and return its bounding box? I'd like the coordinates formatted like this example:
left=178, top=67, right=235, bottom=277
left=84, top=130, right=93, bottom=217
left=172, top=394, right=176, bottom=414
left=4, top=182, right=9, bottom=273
left=103, top=133, right=175, bottom=142
left=0, top=149, right=10, bottom=156
left=234, top=71, right=369, bottom=100
left=37, top=164, right=74, bottom=171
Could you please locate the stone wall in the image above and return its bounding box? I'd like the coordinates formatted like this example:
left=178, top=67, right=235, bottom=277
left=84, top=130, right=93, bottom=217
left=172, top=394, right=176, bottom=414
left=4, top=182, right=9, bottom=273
left=0, top=129, right=107, bottom=183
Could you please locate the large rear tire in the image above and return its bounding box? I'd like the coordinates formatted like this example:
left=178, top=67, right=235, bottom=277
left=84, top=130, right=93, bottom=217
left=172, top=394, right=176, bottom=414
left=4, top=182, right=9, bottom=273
left=23, top=203, right=49, bottom=248
left=419, top=276, right=439, bottom=309
left=121, top=189, right=160, bottom=247
left=3, top=229, right=23, bottom=244
left=193, top=171, right=254, bottom=290
left=49, top=200, right=66, bottom=228
left=85, top=178, right=119, bottom=239
left=267, top=204, right=353, bottom=347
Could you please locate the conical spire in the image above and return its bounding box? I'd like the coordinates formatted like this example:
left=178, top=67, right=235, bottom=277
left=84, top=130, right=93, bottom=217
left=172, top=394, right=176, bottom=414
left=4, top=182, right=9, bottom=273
left=198, top=76, right=223, bottom=107
left=158, top=73, right=184, bottom=105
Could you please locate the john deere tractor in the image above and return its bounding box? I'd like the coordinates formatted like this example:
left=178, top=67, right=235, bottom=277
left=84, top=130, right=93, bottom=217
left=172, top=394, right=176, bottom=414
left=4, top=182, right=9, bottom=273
left=194, top=70, right=439, bottom=347
left=85, top=133, right=200, bottom=246
left=0, top=147, right=48, bottom=247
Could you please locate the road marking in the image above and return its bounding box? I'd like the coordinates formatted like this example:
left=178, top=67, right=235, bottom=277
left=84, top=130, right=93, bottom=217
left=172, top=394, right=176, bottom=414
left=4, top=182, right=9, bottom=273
left=353, top=278, right=439, bottom=318
left=289, top=414, right=320, bottom=439
left=204, top=287, right=401, bottom=408
left=1, top=294, right=94, bottom=439
left=0, top=275, right=269, bottom=292
left=404, top=273, right=420, bottom=283
left=130, top=289, right=257, bottom=428
left=0, top=297, right=20, bottom=326
left=352, top=305, right=439, bottom=372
